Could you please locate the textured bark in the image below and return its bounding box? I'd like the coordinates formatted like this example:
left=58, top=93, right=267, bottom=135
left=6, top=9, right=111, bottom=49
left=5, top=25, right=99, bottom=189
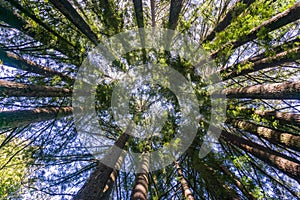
left=150, top=0, right=156, bottom=28
left=0, top=107, right=73, bottom=128
left=227, top=118, right=300, bottom=151
left=211, top=2, right=300, bottom=58
left=73, top=133, right=130, bottom=200
left=49, top=0, right=99, bottom=45
left=239, top=108, right=300, bottom=125
left=203, top=0, right=256, bottom=43
left=214, top=81, right=300, bottom=100
left=0, top=3, right=80, bottom=64
left=0, top=48, right=73, bottom=83
left=168, top=0, right=184, bottom=30
left=220, top=129, right=300, bottom=182
left=221, top=46, right=300, bottom=80
left=131, top=152, right=150, bottom=200
left=0, top=80, right=72, bottom=97
left=101, top=152, right=126, bottom=200
left=174, top=161, right=194, bottom=200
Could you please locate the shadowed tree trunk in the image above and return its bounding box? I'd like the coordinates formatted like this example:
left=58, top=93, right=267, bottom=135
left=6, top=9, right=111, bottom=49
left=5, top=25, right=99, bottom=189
left=188, top=149, right=239, bottom=199
left=6, top=0, right=75, bottom=50
left=131, top=151, right=150, bottom=200
left=49, top=0, right=99, bottom=45
left=101, top=152, right=126, bottom=200
left=0, top=48, right=74, bottom=83
left=219, top=165, right=256, bottom=200
left=73, top=133, right=130, bottom=200
left=174, top=161, right=195, bottom=200
left=0, top=2, right=80, bottom=64
left=168, top=0, right=184, bottom=30
left=221, top=46, right=300, bottom=80
left=0, top=80, right=72, bottom=97
left=214, top=81, right=300, bottom=100
left=220, top=129, right=300, bottom=182
left=0, top=107, right=74, bottom=128
left=202, top=0, right=256, bottom=43
left=227, top=118, right=300, bottom=151
left=211, top=2, right=300, bottom=58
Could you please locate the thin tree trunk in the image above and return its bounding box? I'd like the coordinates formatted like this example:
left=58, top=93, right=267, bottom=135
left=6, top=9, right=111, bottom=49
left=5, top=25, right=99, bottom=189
left=202, top=0, right=256, bottom=43
left=150, top=0, right=156, bottom=28
left=174, top=161, right=195, bottom=200
left=168, top=0, right=184, bottom=30
left=131, top=151, right=150, bottom=200
left=220, top=129, right=300, bottom=182
left=214, top=81, right=300, bottom=100
left=227, top=118, right=300, bottom=151
left=0, top=48, right=74, bottom=83
left=0, top=80, right=72, bottom=97
left=211, top=2, right=300, bottom=58
left=0, top=3, right=80, bottom=64
left=49, top=0, right=99, bottom=45
left=73, top=133, right=130, bottom=200
left=0, top=107, right=73, bottom=128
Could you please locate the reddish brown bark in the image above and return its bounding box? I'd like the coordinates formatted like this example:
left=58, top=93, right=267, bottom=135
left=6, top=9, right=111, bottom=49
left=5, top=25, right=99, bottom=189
left=0, top=49, right=73, bottom=83
left=227, top=118, right=300, bottom=151
left=73, top=133, right=130, bottom=200
left=215, top=81, right=300, bottom=100
left=131, top=152, right=150, bottom=200
left=220, top=129, right=300, bottom=182
left=0, top=107, right=73, bottom=128
left=0, top=80, right=71, bottom=97
left=175, top=161, right=195, bottom=200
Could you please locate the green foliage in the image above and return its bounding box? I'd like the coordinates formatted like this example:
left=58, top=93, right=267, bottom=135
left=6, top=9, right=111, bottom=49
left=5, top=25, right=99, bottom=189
left=0, top=135, right=35, bottom=199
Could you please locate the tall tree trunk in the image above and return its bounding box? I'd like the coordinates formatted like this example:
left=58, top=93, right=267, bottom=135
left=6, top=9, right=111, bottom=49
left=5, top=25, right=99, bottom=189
left=202, top=0, right=256, bottom=43
left=211, top=2, right=300, bottom=58
left=6, top=0, right=75, bottom=50
left=73, top=133, right=130, bottom=200
left=133, top=0, right=144, bottom=28
left=0, top=48, right=74, bottom=83
left=0, top=107, right=73, bottom=128
left=174, top=161, right=195, bottom=200
left=235, top=108, right=300, bottom=125
left=0, top=80, right=71, bottom=97
left=214, top=81, right=300, bottom=100
left=150, top=0, right=156, bottom=28
left=188, top=149, right=239, bottom=199
left=101, top=152, right=126, bottom=200
left=168, top=0, right=184, bottom=30
left=220, top=129, right=300, bottom=182
left=49, top=0, right=99, bottom=45
left=131, top=151, right=150, bottom=200
left=227, top=118, right=300, bottom=151
left=221, top=46, right=300, bottom=80
left=219, top=165, right=256, bottom=200
left=0, top=2, right=80, bottom=64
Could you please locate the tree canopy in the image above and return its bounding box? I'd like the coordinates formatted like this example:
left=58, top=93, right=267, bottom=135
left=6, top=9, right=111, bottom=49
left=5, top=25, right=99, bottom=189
left=0, top=0, right=300, bottom=199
